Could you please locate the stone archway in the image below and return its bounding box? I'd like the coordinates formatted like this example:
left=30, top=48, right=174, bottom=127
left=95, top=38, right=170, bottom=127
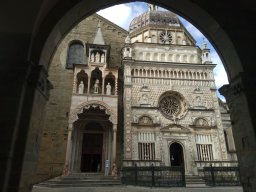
left=2, top=1, right=256, bottom=192
left=170, top=142, right=184, bottom=167
left=37, top=1, right=253, bottom=190
left=64, top=101, right=117, bottom=175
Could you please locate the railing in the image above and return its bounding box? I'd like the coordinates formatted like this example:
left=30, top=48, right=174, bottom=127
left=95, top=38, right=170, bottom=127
left=122, top=164, right=186, bottom=187
left=203, top=165, right=241, bottom=186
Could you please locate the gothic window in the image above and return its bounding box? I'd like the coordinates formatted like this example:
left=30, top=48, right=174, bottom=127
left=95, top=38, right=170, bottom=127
left=195, top=134, right=213, bottom=161
left=158, top=91, right=188, bottom=120
left=138, top=143, right=155, bottom=160
left=90, top=67, right=102, bottom=94
left=76, top=70, right=88, bottom=94
left=66, top=41, right=84, bottom=69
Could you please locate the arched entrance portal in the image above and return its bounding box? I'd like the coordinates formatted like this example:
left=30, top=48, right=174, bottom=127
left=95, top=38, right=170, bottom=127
left=170, top=142, right=184, bottom=166
left=80, top=122, right=104, bottom=172
left=70, top=106, right=113, bottom=173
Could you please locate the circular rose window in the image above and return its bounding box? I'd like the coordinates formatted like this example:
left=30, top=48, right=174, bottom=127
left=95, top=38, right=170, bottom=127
left=158, top=91, right=188, bottom=120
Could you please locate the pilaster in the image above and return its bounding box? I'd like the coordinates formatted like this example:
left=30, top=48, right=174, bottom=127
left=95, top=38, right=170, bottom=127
left=219, top=72, right=256, bottom=191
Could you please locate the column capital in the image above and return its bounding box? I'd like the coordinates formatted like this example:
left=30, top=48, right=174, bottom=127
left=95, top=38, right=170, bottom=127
left=219, top=72, right=256, bottom=105
left=113, top=124, right=117, bottom=132
left=68, top=123, right=73, bottom=131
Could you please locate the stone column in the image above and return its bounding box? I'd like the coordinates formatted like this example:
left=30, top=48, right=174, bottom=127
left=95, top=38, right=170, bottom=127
left=219, top=73, right=256, bottom=192
left=112, top=124, right=117, bottom=163
left=115, top=78, right=118, bottom=95
left=87, top=76, right=90, bottom=94
left=102, top=77, right=105, bottom=94
left=111, top=124, right=117, bottom=176
left=63, top=123, right=73, bottom=176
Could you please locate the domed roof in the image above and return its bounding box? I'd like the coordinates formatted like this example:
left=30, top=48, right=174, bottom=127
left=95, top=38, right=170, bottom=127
left=129, top=10, right=181, bottom=34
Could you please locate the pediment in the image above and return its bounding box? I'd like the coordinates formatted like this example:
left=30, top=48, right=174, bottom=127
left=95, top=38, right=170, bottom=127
left=160, top=124, right=191, bottom=133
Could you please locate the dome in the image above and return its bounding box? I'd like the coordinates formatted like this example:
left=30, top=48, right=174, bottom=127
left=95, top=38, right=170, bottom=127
left=129, top=10, right=181, bottom=34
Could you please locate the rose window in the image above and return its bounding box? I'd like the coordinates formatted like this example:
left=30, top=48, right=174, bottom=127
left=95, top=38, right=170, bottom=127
left=159, top=91, right=188, bottom=120
left=159, top=32, right=172, bottom=44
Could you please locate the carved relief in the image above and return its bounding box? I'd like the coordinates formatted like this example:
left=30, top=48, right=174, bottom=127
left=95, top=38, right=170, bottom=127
left=139, top=116, right=153, bottom=125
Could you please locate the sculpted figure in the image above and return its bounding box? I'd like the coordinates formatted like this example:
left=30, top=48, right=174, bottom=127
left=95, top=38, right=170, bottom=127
left=111, top=163, right=118, bottom=176
left=95, top=52, right=100, bottom=62
left=78, top=81, right=84, bottom=94
left=94, top=79, right=99, bottom=93
left=91, top=53, right=95, bottom=62
left=106, top=82, right=111, bottom=95
left=101, top=53, right=105, bottom=63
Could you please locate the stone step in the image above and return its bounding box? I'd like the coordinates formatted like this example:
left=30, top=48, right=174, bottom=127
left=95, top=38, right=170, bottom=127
left=33, top=174, right=122, bottom=188
left=185, top=175, right=206, bottom=185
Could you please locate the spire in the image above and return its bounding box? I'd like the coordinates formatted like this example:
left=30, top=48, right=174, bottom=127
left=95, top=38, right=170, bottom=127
left=93, top=21, right=105, bottom=45
left=148, top=3, right=158, bottom=11
left=201, top=38, right=212, bottom=64
left=201, top=38, right=207, bottom=49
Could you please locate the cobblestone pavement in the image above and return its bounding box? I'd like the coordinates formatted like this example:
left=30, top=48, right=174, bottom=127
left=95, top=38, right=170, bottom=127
left=33, top=186, right=243, bottom=192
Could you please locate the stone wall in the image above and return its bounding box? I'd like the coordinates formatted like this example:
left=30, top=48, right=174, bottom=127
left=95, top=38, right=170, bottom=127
left=34, top=14, right=127, bottom=182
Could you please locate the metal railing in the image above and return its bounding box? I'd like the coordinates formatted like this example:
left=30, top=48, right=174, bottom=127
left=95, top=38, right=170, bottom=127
left=203, top=165, right=241, bottom=186
left=122, top=164, right=186, bottom=187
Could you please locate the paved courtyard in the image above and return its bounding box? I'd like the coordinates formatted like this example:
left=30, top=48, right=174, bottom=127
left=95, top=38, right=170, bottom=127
left=33, top=186, right=243, bottom=192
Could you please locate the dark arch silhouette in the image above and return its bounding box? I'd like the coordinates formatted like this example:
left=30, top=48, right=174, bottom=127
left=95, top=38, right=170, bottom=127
left=1, top=1, right=256, bottom=192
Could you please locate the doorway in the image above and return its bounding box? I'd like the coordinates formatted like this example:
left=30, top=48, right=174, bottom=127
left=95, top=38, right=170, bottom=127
left=81, top=133, right=103, bottom=172
left=170, top=142, right=184, bottom=166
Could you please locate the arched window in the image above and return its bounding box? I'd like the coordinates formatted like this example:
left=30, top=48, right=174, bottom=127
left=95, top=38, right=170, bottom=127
left=104, top=72, right=115, bottom=95
left=66, top=41, right=84, bottom=68
left=76, top=70, right=88, bottom=94
left=90, top=67, right=102, bottom=94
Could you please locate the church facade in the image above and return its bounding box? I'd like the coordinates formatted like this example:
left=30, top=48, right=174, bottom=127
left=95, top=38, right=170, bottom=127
left=35, top=6, right=237, bottom=181
left=121, top=6, right=237, bottom=175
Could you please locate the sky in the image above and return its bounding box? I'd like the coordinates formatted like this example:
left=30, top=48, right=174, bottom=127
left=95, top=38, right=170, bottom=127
left=97, top=2, right=229, bottom=101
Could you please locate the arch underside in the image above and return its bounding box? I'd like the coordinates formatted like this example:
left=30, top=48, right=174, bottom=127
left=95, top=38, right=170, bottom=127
left=69, top=100, right=117, bottom=125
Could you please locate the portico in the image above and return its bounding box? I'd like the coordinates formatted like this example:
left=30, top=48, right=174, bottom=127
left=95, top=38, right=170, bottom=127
left=64, top=102, right=118, bottom=175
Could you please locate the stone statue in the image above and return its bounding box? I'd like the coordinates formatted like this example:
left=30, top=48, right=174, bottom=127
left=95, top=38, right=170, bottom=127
left=106, top=82, right=111, bottom=95
left=111, top=163, right=118, bottom=177
left=94, top=79, right=99, bottom=93
left=62, top=164, right=69, bottom=176
left=78, top=81, right=84, bottom=94
left=194, top=96, right=201, bottom=106
left=90, top=53, right=95, bottom=62
left=101, top=53, right=105, bottom=63
left=95, top=52, right=100, bottom=62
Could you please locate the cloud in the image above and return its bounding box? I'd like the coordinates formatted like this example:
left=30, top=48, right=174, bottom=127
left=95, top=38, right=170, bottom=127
left=97, top=4, right=132, bottom=30
left=211, top=51, right=229, bottom=89
left=97, top=3, right=147, bottom=30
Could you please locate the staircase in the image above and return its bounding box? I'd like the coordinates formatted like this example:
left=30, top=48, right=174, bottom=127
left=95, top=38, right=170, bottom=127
left=185, top=175, right=206, bottom=187
left=33, top=173, right=121, bottom=188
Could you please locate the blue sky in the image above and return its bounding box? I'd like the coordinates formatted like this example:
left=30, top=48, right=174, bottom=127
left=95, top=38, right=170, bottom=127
left=97, top=2, right=228, bottom=100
